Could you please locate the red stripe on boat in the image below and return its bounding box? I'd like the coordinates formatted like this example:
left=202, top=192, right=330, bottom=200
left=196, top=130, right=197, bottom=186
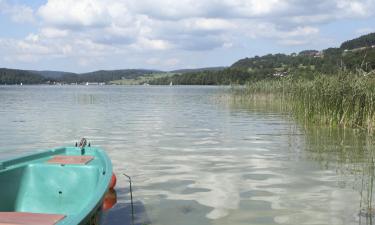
left=0, top=212, right=65, bottom=225
left=47, top=155, right=94, bottom=165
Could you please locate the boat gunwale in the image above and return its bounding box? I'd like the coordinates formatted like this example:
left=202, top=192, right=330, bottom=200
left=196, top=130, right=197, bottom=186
left=0, top=146, right=113, bottom=225
left=0, top=147, right=65, bottom=170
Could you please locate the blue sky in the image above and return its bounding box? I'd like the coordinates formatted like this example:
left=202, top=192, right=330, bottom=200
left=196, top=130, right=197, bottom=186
left=0, top=0, right=374, bottom=73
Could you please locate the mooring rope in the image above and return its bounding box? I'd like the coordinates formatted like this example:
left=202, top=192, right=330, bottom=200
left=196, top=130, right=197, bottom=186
left=123, top=173, right=135, bottom=225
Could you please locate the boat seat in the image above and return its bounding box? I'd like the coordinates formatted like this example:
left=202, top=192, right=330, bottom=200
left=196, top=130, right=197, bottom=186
left=0, top=212, right=65, bottom=225
left=47, top=155, right=94, bottom=165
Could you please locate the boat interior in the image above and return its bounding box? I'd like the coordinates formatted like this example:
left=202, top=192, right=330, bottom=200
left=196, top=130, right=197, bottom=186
left=0, top=147, right=109, bottom=224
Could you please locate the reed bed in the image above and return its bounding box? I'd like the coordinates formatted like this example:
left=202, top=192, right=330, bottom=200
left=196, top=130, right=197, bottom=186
left=238, top=72, right=375, bottom=132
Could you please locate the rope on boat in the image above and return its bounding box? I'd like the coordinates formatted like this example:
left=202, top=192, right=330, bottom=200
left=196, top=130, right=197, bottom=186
left=123, top=173, right=135, bottom=225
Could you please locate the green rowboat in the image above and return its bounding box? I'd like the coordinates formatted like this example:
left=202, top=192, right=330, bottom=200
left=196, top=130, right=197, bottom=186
left=0, top=143, right=113, bottom=225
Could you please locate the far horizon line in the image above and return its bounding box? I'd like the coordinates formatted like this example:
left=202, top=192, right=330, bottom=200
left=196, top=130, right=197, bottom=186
left=0, top=65, right=229, bottom=74
left=0, top=49, right=321, bottom=74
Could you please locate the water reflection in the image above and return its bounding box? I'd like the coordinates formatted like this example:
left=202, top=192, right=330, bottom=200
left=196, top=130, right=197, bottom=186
left=228, top=96, right=375, bottom=224
left=101, top=186, right=151, bottom=225
left=304, top=128, right=375, bottom=224
left=74, top=93, right=98, bottom=105
left=103, top=189, right=117, bottom=211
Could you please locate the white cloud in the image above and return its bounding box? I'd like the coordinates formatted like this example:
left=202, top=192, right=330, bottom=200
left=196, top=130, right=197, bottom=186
left=278, top=39, right=310, bottom=46
left=1, top=0, right=375, bottom=70
left=146, top=57, right=180, bottom=67
left=222, top=42, right=233, bottom=48
left=131, top=0, right=288, bottom=20
left=38, top=0, right=111, bottom=28
left=239, top=21, right=320, bottom=46
left=336, top=0, right=372, bottom=17
left=135, top=38, right=172, bottom=50
left=40, top=27, right=69, bottom=38
left=25, top=34, right=39, bottom=42
left=183, top=18, right=236, bottom=32
left=32, top=0, right=372, bottom=52
left=0, top=0, right=35, bottom=23
left=284, top=26, right=320, bottom=38
left=224, top=0, right=288, bottom=17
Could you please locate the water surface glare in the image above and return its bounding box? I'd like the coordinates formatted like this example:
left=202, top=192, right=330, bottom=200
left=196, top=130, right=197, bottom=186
left=0, top=86, right=371, bottom=225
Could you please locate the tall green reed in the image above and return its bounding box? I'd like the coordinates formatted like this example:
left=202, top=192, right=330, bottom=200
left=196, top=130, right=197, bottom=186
left=239, top=72, right=375, bottom=132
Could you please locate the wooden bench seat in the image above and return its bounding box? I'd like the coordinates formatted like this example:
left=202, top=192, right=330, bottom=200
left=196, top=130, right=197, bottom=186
left=0, top=212, right=65, bottom=225
left=47, top=155, right=94, bottom=165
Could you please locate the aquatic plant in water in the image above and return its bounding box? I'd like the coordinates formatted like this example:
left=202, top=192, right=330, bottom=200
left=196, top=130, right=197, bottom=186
left=237, top=71, right=375, bottom=133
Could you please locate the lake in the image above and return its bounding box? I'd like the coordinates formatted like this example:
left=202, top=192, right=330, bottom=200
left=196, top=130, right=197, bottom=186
left=0, top=85, right=373, bottom=225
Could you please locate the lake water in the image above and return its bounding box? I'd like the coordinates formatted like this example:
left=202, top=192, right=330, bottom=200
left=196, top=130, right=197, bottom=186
left=0, top=85, right=374, bottom=225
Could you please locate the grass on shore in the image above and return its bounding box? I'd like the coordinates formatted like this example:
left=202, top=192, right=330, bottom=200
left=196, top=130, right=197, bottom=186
left=237, top=72, right=375, bottom=132
left=109, top=73, right=175, bottom=85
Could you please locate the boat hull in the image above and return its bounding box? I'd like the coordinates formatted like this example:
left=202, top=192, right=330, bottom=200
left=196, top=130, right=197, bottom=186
left=0, top=146, right=113, bottom=225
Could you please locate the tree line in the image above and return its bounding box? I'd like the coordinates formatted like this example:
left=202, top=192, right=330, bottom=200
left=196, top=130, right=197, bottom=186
left=1, top=32, right=375, bottom=85
left=149, top=32, right=375, bottom=85
left=0, top=69, right=160, bottom=84
left=0, top=69, right=45, bottom=84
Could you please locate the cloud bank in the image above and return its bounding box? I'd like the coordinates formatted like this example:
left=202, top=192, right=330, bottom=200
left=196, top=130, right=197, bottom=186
left=0, top=0, right=374, bottom=71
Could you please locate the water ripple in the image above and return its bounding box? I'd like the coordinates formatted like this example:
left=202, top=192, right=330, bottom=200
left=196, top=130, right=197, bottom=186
left=0, top=86, right=366, bottom=225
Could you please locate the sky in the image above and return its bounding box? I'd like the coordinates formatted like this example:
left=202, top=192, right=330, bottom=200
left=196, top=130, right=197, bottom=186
left=0, top=0, right=375, bottom=73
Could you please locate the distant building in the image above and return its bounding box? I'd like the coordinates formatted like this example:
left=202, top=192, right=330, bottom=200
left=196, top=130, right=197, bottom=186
left=273, top=71, right=288, bottom=77
left=85, top=82, right=105, bottom=85
left=352, top=47, right=367, bottom=52
left=298, top=50, right=324, bottom=58
left=299, top=50, right=319, bottom=56
left=314, top=51, right=324, bottom=58
left=345, top=46, right=375, bottom=53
